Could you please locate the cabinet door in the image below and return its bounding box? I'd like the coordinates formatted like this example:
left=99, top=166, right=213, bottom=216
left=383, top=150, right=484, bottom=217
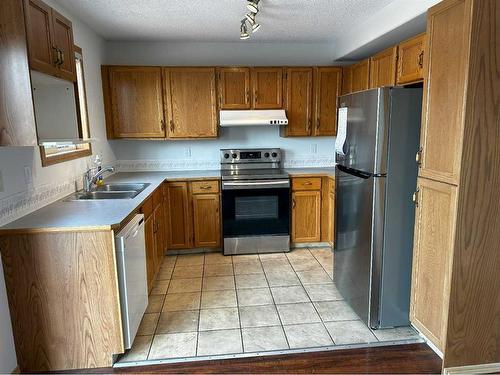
left=410, top=177, right=457, bottom=352
left=109, top=67, right=165, bottom=138
left=283, top=68, right=313, bottom=136
left=23, top=0, right=58, bottom=76
left=313, top=67, right=342, bottom=136
left=154, top=203, right=165, bottom=272
left=144, top=214, right=156, bottom=292
left=252, top=68, right=283, bottom=109
left=218, top=67, right=250, bottom=109
left=351, top=59, right=370, bottom=92
left=369, top=46, right=397, bottom=88
left=341, top=65, right=353, bottom=95
left=165, top=68, right=218, bottom=138
left=167, top=182, right=192, bottom=249
left=192, top=193, right=221, bottom=248
left=51, top=9, right=76, bottom=81
left=292, top=190, right=321, bottom=243
left=397, top=33, right=426, bottom=85
left=419, top=1, right=470, bottom=185
left=321, top=177, right=335, bottom=245
left=162, top=183, right=170, bottom=255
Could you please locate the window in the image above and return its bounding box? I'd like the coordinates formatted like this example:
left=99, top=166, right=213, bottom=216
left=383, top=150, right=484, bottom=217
left=40, top=45, right=92, bottom=166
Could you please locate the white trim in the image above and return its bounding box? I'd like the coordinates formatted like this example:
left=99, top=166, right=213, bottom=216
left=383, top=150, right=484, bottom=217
left=444, top=363, right=500, bottom=375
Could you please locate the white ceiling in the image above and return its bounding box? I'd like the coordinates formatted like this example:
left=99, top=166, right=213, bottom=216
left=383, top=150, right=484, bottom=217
left=55, top=0, right=397, bottom=42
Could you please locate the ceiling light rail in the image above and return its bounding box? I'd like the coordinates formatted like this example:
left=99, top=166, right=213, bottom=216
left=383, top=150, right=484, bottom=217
left=240, top=0, right=261, bottom=40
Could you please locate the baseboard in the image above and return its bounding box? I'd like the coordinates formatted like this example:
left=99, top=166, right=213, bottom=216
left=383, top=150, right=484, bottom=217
left=444, top=362, right=500, bottom=374
left=292, top=242, right=332, bottom=249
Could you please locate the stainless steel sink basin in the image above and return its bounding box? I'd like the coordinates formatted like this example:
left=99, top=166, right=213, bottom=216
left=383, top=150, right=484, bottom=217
left=95, top=183, right=150, bottom=192
left=65, top=182, right=151, bottom=201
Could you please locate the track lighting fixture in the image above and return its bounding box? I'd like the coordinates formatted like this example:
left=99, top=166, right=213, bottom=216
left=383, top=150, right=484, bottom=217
left=240, top=19, right=250, bottom=40
left=247, top=0, right=260, bottom=13
left=239, top=0, right=261, bottom=40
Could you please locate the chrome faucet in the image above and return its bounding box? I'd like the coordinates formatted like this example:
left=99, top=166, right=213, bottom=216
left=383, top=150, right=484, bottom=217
left=83, top=166, right=115, bottom=192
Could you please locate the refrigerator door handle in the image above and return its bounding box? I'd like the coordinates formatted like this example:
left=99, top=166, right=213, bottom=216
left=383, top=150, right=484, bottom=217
left=337, top=164, right=373, bottom=179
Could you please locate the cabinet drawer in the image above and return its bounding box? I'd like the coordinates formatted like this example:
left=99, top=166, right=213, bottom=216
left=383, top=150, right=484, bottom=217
left=152, top=188, right=162, bottom=208
left=141, top=196, right=153, bottom=218
left=292, top=177, right=322, bottom=191
left=191, top=180, right=220, bottom=194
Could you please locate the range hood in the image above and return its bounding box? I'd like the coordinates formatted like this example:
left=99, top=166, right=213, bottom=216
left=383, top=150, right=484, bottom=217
left=220, top=110, right=288, bottom=127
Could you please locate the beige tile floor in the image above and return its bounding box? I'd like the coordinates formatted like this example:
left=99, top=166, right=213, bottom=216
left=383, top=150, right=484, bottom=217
left=119, top=248, right=420, bottom=363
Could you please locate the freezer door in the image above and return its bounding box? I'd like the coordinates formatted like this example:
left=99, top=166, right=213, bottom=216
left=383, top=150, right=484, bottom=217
left=334, top=165, right=376, bottom=325
left=337, top=88, right=390, bottom=175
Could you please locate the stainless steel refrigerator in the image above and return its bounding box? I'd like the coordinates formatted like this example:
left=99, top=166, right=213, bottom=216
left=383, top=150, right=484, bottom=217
left=334, top=87, right=422, bottom=329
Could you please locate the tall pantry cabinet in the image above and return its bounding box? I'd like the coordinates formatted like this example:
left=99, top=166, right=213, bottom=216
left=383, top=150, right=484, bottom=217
left=409, top=0, right=499, bottom=370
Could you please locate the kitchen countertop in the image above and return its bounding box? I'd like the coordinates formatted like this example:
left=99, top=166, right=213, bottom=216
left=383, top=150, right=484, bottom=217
left=0, top=168, right=334, bottom=233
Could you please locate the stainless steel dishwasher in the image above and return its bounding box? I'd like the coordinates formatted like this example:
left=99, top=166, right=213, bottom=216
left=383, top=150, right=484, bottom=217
left=115, top=214, right=148, bottom=349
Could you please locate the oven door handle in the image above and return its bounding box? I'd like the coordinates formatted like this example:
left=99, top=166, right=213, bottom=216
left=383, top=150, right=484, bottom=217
left=222, top=179, right=290, bottom=190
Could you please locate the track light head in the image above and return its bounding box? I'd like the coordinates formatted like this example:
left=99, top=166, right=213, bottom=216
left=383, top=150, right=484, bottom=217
left=246, top=0, right=259, bottom=13
left=240, top=20, right=250, bottom=40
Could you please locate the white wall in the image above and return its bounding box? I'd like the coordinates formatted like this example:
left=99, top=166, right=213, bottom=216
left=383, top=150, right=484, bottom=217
left=106, top=41, right=337, bottom=168
left=0, top=2, right=113, bottom=372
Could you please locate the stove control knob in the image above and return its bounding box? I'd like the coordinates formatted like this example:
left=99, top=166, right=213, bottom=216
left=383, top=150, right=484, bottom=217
left=264, top=152, right=270, bottom=158
left=271, top=152, right=278, bottom=158
left=232, top=153, right=238, bottom=158
left=224, top=153, right=230, bottom=159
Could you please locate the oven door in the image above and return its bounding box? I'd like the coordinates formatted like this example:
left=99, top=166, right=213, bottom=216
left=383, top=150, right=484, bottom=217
left=222, top=179, right=290, bottom=238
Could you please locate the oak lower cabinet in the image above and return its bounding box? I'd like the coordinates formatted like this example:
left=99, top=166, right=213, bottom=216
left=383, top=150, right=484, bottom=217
left=291, top=177, right=322, bottom=243
left=397, top=33, right=425, bottom=84
left=164, top=67, right=218, bottom=138
left=105, top=66, right=166, bottom=138
left=167, top=180, right=221, bottom=249
left=166, top=182, right=192, bottom=249
left=321, top=176, right=335, bottom=245
left=409, top=0, right=500, bottom=370
left=410, top=177, right=457, bottom=352
left=192, top=193, right=221, bottom=248
left=144, top=214, right=156, bottom=291
left=369, top=46, right=398, bottom=88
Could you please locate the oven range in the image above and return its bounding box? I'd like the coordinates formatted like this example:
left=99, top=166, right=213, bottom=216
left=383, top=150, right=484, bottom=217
left=220, top=148, right=290, bottom=255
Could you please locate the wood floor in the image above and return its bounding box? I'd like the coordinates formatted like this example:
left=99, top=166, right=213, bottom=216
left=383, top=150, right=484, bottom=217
left=83, top=344, right=442, bottom=374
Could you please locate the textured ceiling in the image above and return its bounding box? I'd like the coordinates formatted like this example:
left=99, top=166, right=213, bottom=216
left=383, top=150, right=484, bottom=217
left=54, top=0, right=396, bottom=42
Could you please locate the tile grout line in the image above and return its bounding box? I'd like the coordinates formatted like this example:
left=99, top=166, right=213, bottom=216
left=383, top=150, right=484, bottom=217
left=232, top=254, right=245, bottom=354
left=293, top=247, right=337, bottom=346
left=195, top=253, right=206, bottom=357
left=260, top=254, right=292, bottom=350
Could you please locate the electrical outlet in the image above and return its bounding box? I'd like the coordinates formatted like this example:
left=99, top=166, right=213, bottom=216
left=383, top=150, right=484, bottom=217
left=24, top=166, right=33, bottom=186
left=310, top=144, right=318, bottom=154
left=0, top=170, right=4, bottom=192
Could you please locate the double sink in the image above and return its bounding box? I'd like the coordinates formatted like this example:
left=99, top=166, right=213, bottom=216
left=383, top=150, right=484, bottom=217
left=67, top=183, right=151, bottom=200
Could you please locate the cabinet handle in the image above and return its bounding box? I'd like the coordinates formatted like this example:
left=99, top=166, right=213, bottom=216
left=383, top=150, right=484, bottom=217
left=246, top=91, right=250, bottom=104
left=304, top=182, right=312, bottom=186
left=200, top=186, right=211, bottom=190
left=292, top=198, right=296, bottom=209
left=316, top=118, right=320, bottom=130
left=254, top=91, right=258, bottom=103
left=308, top=117, right=312, bottom=134
left=170, top=120, right=174, bottom=132
left=415, top=147, right=423, bottom=166
left=418, top=51, right=424, bottom=69
left=58, top=49, right=64, bottom=66
left=52, top=46, right=60, bottom=65
left=412, top=188, right=420, bottom=206
left=160, top=119, right=165, bottom=131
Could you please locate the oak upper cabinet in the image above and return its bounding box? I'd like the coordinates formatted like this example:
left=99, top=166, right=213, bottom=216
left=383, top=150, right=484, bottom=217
left=369, top=46, right=398, bottom=88
left=164, top=67, right=218, bottom=138
left=107, top=66, right=165, bottom=138
left=283, top=68, right=313, bottom=136
left=313, top=67, right=342, bottom=136
left=341, top=65, right=353, bottom=95
left=252, top=67, right=283, bottom=109
left=23, top=0, right=76, bottom=81
left=351, top=59, right=370, bottom=92
left=410, top=177, right=457, bottom=352
left=418, top=1, right=470, bottom=185
left=167, top=182, right=192, bottom=249
left=291, top=177, right=322, bottom=243
left=397, top=33, right=426, bottom=85
left=191, top=188, right=221, bottom=248
left=217, top=67, right=251, bottom=109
